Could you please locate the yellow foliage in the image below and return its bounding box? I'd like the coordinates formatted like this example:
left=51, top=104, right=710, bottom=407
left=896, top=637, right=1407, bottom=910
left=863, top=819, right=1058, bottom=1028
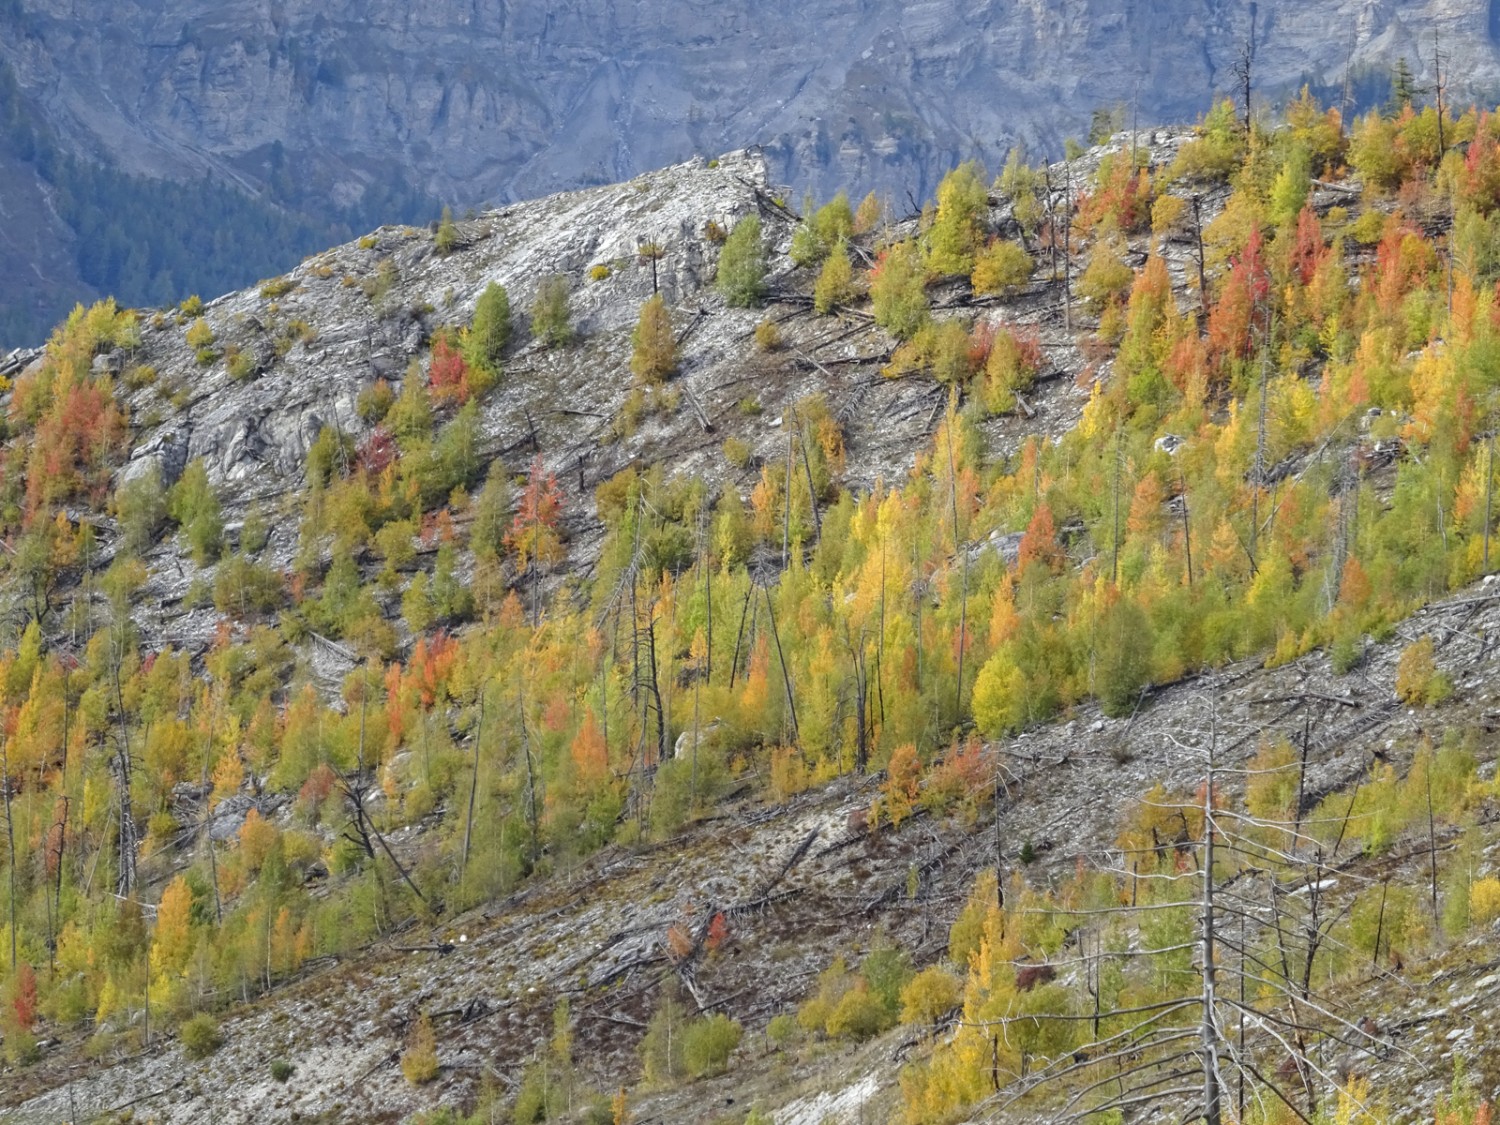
left=150, top=875, right=194, bottom=977
left=770, top=745, right=810, bottom=800
left=871, top=743, right=921, bottom=830
left=401, top=1013, right=440, bottom=1084
left=1471, top=876, right=1500, bottom=925
left=238, top=808, right=280, bottom=874
left=1395, top=636, right=1447, bottom=706
left=212, top=750, right=244, bottom=802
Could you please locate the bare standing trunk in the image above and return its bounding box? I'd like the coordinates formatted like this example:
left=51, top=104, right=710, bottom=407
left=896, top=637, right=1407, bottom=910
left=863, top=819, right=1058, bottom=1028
left=1200, top=722, right=1221, bottom=1125
left=2, top=735, right=16, bottom=971
left=461, top=686, right=486, bottom=883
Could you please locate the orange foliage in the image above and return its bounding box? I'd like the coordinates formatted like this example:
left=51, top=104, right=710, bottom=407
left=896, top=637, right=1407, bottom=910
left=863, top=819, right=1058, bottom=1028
left=1462, top=111, right=1500, bottom=214
left=238, top=809, right=279, bottom=873
left=1288, top=205, right=1327, bottom=286
left=23, top=380, right=126, bottom=518
left=428, top=333, right=471, bottom=404
left=153, top=875, right=194, bottom=974
left=1207, top=225, right=1270, bottom=368
left=9, top=963, right=37, bottom=1032
left=706, top=911, right=729, bottom=952
left=876, top=742, right=922, bottom=829
left=506, top=455, right=565, bottom=572
left=410, top=632, right=459, bottom=709
left=1126, top=471, right=1166, bottom=539
left=570, top=711, right=609, bottom=789
left=1076, top=157, right=1152, bottom=235
left=1017, top=502, right=1064, bottom=576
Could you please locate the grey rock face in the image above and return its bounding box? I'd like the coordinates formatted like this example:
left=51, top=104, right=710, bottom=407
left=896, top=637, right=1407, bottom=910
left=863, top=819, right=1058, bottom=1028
left=5, top=0, right=1496, bottom=216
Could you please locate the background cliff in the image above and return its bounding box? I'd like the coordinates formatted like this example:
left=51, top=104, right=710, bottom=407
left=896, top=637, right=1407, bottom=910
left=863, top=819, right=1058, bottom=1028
left=3, top=0, right=1499, bottom=345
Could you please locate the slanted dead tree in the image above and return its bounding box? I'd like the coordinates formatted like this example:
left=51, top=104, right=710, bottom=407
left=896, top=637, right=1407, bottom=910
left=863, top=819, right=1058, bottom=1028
left=964, top=694, right=1419, bottom=1124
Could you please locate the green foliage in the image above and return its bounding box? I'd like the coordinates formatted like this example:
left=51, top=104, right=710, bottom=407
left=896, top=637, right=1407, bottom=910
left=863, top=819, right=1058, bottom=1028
left=1078, top=229, right=1134, bottom=312
left=681, top=1013, right=742, bottom=1078
left=999, top=147, right=1045, bottom=235
left=357, top=378, right=396, bottom=424
left=114, top=466, right=168, bottom=555
left=1269, top=146, right=1312, bottom=229
left=180, top=1013, right=224, bottom=1059
left=640, top=990, right=688, bottom=1085
left=1170, top=99, right=1245, bottom=182
left=723, top=436, right=753, bottom=469
left=470, top=463, right=514, bottom=565
left=434, top=206, right=459, bottom=255
left=813, top=241, right=856, bottom=313
left=796, top=949, right=910, bottom=1042
left=466, top=282, right=512, bottom=374
left=269, top=1059, right=295, bottom=1082
left=870, top=240, right=929, bottom=339
left=926, top=161, right=989, bottom=275
left=790, top=192, right=855, bottom=267
left=168, top=458, right=224, bottom=565
left=1093, top=594, right=1153, bottom=715
left=530, top=274, right=574, bottom=348
left=387, top=369, right=435, bottom=448
left=717, top=214, right=768, bottom=306
left=9, top=98, right=1500, bottom=1099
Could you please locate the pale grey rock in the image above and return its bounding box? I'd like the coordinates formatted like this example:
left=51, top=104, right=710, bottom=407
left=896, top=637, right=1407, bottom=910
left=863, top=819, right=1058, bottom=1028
left=4, top=0, right=1497, bottom=225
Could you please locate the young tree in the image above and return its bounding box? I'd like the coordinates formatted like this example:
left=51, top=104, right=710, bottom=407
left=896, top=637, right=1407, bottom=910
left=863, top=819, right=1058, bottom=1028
left=870, top=241, right=929, bottom=339
left=631, top=294, right=679, bottom=384
left=434, top=206, right=459, bottom=255
left=167, top=458, right=223, bottom=565
left=813, top=241, right=856, bottom=313
left=971, top=240, right=1034, bottom=295
left=717, top=214, right=768, bottom=306
left=466, top=282, right=511, bottom=373
left=530, top=274, right=574, bottom=348
left=506, top=455, right=566, bottom=620
left=927, top=161, right=990, bottom=276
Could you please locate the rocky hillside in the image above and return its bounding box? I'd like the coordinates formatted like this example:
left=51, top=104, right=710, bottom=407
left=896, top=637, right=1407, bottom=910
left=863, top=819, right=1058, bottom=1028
left=6, top=571, right=1500, bottom=1125
left=3, top=0, right=1497, bottom=342
left=4, top=103, right=1500, bottom=1125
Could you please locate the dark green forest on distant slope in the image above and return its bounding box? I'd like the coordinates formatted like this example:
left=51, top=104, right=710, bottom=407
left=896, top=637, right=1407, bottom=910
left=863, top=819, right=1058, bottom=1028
left=0, top=58, right=433, bottom=347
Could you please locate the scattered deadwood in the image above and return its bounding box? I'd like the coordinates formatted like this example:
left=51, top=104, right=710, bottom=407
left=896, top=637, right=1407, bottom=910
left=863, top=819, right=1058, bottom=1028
left=680, top=384, right=714, bottom=432
left=1249, top=692, right=1361, bottom=709
left=101, top=1080, right=185, bottom=1116
left=577, top=1009, right=649, bottom=1029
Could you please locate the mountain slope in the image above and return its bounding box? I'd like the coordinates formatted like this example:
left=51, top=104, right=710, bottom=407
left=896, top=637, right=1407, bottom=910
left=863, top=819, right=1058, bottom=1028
left=2, top=0, right=1497, bottom=343
left=4, top=107, right=1500, bottom=1125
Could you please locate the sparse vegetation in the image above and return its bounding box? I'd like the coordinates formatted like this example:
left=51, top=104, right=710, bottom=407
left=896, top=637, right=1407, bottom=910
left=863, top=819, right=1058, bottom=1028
left=716, top=214, right=768, bottom=306
left=401, top=1014, right=440, bottom=1085
left=5, top=88, right=1500, bottom=1125
left=530, top=274, right=574, bottom=348
left=180, top=1013, right=224, bottom=1059
left=630, top=293, right=678, bottom=383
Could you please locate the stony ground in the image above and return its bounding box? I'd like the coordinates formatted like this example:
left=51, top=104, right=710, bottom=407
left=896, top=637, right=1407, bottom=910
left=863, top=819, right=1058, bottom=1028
left=5, top=136, right=1500, bottom=1123
left=6, top=573, right=1500, bottom=1124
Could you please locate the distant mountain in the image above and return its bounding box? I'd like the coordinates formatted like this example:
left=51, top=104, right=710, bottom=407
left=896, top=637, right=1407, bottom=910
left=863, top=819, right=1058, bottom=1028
left=1, top=0, right=1494, bottom=344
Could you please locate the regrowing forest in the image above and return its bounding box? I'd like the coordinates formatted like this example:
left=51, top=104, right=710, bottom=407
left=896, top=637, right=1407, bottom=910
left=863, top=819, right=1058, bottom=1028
left=3, top=82, right=1500, bottom=1123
